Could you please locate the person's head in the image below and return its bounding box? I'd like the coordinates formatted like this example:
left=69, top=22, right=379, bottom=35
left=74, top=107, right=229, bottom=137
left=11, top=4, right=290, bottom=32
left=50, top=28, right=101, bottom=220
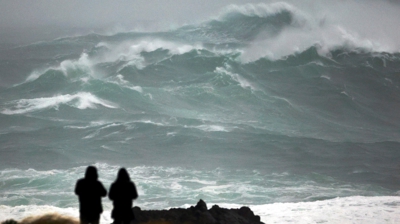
left=116, top=168, right=130, bottom=182
left=85, top=166, right=98, bottom=181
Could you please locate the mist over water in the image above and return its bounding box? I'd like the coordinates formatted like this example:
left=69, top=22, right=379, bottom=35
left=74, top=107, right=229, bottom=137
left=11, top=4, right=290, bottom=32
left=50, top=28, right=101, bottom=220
left=1, top=1, right=400, bottom=223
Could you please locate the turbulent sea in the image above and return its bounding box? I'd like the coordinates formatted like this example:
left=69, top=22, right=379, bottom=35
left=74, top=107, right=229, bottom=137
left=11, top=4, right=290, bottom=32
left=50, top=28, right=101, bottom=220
left=1, top=2, right=400, bottom=223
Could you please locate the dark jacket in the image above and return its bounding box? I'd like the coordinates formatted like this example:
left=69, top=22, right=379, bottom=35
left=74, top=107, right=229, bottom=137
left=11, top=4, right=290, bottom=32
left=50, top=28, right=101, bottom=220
left=75, top=166, right=107, bottom=219
left=109, top=168, right=138, bottom=220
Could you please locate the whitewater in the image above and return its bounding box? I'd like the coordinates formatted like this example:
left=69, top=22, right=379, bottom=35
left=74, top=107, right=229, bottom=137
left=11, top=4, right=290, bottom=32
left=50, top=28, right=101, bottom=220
left=1, top=2, right=400, bottom=223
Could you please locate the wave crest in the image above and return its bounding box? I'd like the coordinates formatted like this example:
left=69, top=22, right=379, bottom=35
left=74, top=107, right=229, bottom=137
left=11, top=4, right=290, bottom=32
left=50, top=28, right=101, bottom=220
left=220, top=2, right=298, bottom=19
left=1, top=92, right=118, bottom=115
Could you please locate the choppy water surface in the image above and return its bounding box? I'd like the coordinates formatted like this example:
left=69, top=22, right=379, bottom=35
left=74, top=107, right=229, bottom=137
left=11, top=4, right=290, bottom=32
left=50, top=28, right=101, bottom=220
left=1, top=2, right=400, bottom=223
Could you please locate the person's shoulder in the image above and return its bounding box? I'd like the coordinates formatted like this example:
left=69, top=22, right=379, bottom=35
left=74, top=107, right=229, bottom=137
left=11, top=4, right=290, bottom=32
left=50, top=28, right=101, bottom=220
left=76, top=178, right=85, bottom=184
left=109, top=182, right=116, bottom=188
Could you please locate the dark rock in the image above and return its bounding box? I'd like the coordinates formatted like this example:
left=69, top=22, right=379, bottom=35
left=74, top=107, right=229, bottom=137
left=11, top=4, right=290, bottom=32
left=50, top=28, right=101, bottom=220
left=239, top=206, right=260, bottom=223
left=194, top=210, right=217, bottom=224
left=195, top=199, right=208, bottom=212
left=1, top=220, right=18, bottom=224
left=131, top=199, right=264, bottom=224
left=239, top=206, right=254, bottom=217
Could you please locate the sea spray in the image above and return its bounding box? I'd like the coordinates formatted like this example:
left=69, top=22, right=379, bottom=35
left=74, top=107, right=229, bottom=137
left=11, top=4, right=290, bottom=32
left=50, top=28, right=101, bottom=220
left=0, top=2, right=400, bottom=223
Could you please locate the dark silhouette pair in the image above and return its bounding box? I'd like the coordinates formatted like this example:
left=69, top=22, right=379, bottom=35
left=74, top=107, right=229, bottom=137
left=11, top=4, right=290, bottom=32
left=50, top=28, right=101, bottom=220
left=75, top=166, right=138, bottom=224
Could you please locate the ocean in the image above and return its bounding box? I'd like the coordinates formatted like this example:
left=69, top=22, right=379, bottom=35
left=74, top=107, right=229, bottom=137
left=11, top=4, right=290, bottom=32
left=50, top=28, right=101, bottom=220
left=1, top=2, right=400, bottom=223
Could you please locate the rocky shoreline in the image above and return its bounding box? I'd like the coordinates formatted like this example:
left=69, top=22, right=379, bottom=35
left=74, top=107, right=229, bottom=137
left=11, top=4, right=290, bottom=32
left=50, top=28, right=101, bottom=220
left=1, top=200, right=264, bottom=224
left=132, top=199, right=264, bottom=224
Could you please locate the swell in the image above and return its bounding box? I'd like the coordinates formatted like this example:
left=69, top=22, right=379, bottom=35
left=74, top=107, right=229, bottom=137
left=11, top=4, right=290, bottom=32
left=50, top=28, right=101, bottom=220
left=2, top=44, right=400, bottom=143
left=5, top=2, right=399, bottom=65
left=1, top=3, right=400, bottom=223
left=1, top=114, right=400, bottom=192
left=0, top=163, right=396, bottom=210
left=0, top=3, right=399, bottom=181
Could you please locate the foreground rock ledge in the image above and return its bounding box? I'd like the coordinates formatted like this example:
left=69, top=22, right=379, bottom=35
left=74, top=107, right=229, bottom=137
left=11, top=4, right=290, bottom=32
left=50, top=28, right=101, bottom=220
left=132, top=199, right=264, bottom=224
left=1, top=199, right=264, bottom=224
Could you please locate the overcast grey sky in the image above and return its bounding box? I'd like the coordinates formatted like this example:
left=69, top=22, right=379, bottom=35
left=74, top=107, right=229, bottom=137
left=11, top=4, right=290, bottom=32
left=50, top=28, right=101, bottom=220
left=0, top=0, right=266, bottom=29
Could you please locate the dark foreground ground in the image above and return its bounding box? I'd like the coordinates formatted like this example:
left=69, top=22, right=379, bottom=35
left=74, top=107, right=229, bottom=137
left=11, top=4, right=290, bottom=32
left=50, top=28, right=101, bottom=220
left=1, top=200, right=264, bottom=224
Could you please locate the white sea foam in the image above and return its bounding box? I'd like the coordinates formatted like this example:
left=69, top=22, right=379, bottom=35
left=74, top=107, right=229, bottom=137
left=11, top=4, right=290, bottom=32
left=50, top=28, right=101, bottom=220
left=251, top=196, right=400, bottom=224
left=66, top=120, right=167, bottom=138
left=127, top=40, right=202, bottom=55
left=24, top=39, right=203, bottom=86
left=237, top=1, right=400, bottom=61
left=1, top=164, right=399, bottom=223
left=64, top=120, right=111, bottom=130
left=83, top=122, right=123, bottom=139
left=25, top=53, right=94, bottom=84
left=221, top=2, right=301, bottom=20
left=166, top=132, right=176, bottom=136
left=1, top=92, right=118, bottom=115
left=90, top=40, right=204, bottom=73
left=320, top=75, right=331, bottom=80
left=106, top=74, right=143, bottom=93
left=25, top=70, right=46, bottom=83
left=215, top=65, right=255, bottom=90
left=137, top=120, right=166, bottom=126
left=95, top=42, right=110, bottom=49
left=2, top=196, right=399, bottom=223
left=94, top=39, right=203, bottom=69
left=59, top=53, right=93, bottom=80
left=194, top=124, right=230, bottom=132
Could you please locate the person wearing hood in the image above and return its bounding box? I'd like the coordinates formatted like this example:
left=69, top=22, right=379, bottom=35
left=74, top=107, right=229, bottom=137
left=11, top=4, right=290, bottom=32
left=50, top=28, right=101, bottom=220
left=75, top=166, right=107, bottom=224
left=109, top=168, right=138, bottom=224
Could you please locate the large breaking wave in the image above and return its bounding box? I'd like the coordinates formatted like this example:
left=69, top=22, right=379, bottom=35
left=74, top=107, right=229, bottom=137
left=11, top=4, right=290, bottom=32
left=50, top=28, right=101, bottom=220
left=1, top=2, right=400, bottom=223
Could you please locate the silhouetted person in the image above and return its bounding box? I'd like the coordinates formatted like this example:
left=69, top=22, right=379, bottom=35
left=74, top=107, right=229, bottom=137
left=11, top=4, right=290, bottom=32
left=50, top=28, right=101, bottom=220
left=75, top=166, right=107, bottom=224
left=109, top=168, right=138, bottom=224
